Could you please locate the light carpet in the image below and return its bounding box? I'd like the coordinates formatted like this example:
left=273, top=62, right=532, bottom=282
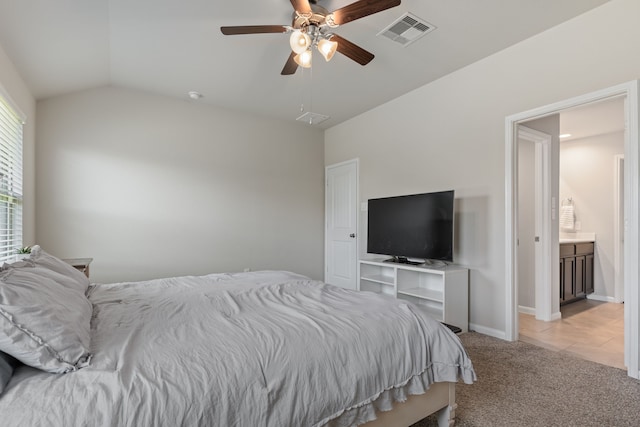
left=412, top=332, right=640, bottom=427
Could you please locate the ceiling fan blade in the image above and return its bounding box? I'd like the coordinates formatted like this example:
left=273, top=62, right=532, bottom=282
left=331, top=34, right=374, bottom=65
left=220, top=25, right=287, bottom=35
left=281, top=51, right=299, bottom=75
left=331, top=0, right=401, bottom=26
left=290, top=0, right=312, bottom=14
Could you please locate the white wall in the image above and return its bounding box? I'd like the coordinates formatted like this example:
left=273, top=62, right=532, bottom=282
left=325, top=0, right=640, bottom=336
left=36, top=86, right=325, bottom=283
left=0, top=42, right=36, bottom=246
left=560, top=131, right=625, bottom=298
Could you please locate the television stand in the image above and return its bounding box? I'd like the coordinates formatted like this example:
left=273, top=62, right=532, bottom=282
left=384, top=256, right=423, bottom=266
left=358, top=259, right=469, bottom=332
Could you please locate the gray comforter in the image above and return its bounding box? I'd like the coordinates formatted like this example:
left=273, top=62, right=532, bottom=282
left=0, top=270, right=475, bottom=426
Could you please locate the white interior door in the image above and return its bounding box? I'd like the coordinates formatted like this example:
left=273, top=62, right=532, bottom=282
left=325, top=159, right=358, bottom=290
left=518, top=126, right=554, bottom=322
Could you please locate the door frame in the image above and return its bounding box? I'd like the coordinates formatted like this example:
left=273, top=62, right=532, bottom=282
left=614, top=154, right=624, bottom=304
left=505, top=80, right=639, bottom=379
left=324, top=158, right=360, bottom=288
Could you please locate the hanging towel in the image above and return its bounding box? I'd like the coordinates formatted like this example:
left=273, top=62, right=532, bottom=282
left=560, top=204, right=575, bottom=230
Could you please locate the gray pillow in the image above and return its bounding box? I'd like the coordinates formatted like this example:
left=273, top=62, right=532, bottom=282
left=0, top=351, right=19, bottom=394
left=0, top=267, right=92, bottom=373
left=1, top=246, right=89, bottom=295
left=29, top=245, right=90, bottom=293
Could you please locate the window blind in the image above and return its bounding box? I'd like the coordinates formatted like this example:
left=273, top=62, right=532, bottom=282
left=0, top=94, right=24, bottom=262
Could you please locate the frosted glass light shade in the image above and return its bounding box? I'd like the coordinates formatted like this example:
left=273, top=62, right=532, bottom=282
left=318, top=38, right=338, bottom=62
left=294, top=50, right=312, bottom=68
left=289, top=31, right=311, bottom=54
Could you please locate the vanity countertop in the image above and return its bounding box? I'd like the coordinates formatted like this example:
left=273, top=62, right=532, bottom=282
left=559, top=238, right=595, bottom=244
left=559, top=232, right=596, bottom=244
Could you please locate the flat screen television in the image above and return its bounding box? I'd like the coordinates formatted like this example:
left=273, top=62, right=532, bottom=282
left=367, top=190, right=454, bottom=264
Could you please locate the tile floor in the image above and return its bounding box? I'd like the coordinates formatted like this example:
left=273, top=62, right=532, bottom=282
left=519, top=299, right=625, bottom=370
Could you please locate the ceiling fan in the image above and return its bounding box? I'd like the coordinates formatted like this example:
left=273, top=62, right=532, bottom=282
left=220, top=0, right=401, bottom=75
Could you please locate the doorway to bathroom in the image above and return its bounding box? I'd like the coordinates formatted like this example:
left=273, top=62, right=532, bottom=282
left=505, top=81, right=639, bottom=379
left=517, top=98, right=625, bottom=369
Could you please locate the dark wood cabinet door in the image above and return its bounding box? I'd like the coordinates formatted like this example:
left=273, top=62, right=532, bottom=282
left=562, top=257, right=575, bottom=303
left=560, top=259, right=565, bottom=302
left=585, top=254, right=594, bottom=294
left=575, top=255, right=586, bottom=297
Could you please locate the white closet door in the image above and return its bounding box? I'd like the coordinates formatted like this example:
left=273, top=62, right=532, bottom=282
left=325, top=160, right=358, bottom=290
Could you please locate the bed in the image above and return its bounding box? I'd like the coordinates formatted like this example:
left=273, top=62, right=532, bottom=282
left=0, top=247, right=476, bottom=426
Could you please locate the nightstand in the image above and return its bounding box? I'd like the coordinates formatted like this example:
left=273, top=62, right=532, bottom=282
left=63, top=258, right=93, bottom=278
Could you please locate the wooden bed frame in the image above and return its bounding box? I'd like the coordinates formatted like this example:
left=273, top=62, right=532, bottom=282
left=361, top=382, right=457, bottom=427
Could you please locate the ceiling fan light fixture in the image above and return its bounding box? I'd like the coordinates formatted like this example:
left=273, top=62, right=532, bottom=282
left=325, top=13, right=338, bottom=28
left=221, top=0, right=402, bottom=75
left=289, top=30, right=311, bottom=54
left=294, top=49, right=313, bottom=68
left=318, top=38, right=338, bottom=62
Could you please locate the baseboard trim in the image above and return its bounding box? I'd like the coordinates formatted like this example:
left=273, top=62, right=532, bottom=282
left=518, top=305, right=561, bottom=321
left=468, top=323, right=506, bottom=340
left=587, top=294, right=616, bottom=303
left=518, top=305, right=535, bottom=315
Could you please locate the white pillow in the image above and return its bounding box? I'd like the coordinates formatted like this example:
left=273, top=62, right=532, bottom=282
left=0, top=268, right=92, bottom=373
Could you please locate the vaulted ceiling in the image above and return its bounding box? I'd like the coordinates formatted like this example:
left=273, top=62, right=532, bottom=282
left=0, top=0, right=610, bottom=129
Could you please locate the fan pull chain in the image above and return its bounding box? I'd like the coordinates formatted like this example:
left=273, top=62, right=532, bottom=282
left=299, top=60, right=306, bottom=113
left=309, top=60, right=313, bottom=124
left=296, top=56, right=314, bottom=124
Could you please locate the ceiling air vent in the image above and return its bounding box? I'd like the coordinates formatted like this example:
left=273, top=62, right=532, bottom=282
left=378, top=13, right=436, bottom=47
left=296, top=112, right=330, bottom=125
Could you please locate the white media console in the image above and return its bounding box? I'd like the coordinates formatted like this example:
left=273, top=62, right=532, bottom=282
left=358, top=259, right=469, bottom=332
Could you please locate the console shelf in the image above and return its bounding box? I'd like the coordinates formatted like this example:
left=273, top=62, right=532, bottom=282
left=361, top=273, right=394, bottom=286
left=398, top=287, right=443, bottom=302
left=358, top=259, right=469, bottom=332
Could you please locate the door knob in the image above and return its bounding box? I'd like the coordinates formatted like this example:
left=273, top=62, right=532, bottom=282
left=349, top=233, right=356, bottom=238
